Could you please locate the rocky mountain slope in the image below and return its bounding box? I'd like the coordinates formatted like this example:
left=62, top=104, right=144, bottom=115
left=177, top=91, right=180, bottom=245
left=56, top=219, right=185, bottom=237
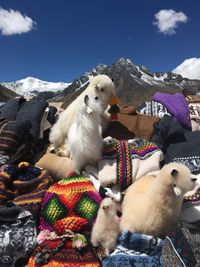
left=55, top=58, right=200, bottom=108
left=0, top=84, right=18, bottom=104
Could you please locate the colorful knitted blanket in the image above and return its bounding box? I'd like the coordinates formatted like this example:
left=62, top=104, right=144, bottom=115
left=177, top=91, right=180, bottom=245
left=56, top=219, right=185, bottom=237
left=27, top=172, right=102, bottom=266
left=39, top=171, right=102, bottom=233
left=102, top=231, right=163, bottom=267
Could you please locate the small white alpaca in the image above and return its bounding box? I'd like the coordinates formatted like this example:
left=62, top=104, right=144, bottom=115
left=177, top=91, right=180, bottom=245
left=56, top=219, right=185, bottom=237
left=91, top=197, right=119, bottom=257
left=120, top=162, right=197, bottom=238
left=49, top=75, right=115, bottom=155
left=68, top=94, right=103, bottom=171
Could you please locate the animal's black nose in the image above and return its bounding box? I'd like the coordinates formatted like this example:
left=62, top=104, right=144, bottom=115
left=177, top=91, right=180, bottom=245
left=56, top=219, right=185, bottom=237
left=191, top=178, right=197, bottom=182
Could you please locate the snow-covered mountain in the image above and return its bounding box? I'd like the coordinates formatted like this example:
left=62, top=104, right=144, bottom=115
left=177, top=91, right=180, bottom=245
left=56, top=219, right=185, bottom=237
left=1, top=77, right=71, bottom=97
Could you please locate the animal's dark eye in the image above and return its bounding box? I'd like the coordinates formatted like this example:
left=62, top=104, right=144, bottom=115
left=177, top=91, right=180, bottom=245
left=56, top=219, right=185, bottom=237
left=101, top=88, right=104, bottom=92
left=94, top=96, right=98, bottom=100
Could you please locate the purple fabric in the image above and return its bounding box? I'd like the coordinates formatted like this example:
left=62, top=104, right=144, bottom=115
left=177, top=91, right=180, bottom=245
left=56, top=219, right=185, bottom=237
left=153, top=92, right=191, bottom=130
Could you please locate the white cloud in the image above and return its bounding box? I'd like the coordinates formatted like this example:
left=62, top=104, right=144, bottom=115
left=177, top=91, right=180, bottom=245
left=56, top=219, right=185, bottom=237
left=0, top=7, right=36, bottom=35
left=173, top=58, right=200, bottom=80
left=153, top=9, right=188, bottom=35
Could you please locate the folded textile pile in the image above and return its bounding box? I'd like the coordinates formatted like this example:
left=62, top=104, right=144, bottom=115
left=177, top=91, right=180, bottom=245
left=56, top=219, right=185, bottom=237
left=137, top=92, right=191, bottom=130
left=0, top=162, right=53, bottom=220
left=87, top=137, right=163, bottom=190
left=102, top=231, right=163, bottom=267
left=152, top=115, right=200, bottom=174
left=152, top=92, right=191, bottom=130
left=0, top=97, right=57, bottom=165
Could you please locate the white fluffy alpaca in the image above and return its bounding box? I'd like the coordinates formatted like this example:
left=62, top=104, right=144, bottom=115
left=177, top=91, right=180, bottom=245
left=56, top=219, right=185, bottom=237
left=68, top=94, right=103, bottom=171
left=91, top=197, right=119, bottom=257
left=120, top=162, right=197, bottom=238
left=49, top=75, right=115, bottom=155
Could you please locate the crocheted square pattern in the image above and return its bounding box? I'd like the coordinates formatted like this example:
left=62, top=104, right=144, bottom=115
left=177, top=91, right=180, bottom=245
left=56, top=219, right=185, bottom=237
left=39, top=171, right=102, bottom=233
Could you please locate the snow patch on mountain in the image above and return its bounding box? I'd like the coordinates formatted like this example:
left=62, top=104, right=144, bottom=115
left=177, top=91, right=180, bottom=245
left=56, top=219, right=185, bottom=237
left=1, top=77, right=71, bottom=96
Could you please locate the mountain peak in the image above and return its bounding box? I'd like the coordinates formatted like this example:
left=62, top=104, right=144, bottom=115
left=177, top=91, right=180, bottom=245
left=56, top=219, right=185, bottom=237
left=117, top=57, right=134, bottom=66
left=56, top=58, right=200, bottom=108
left=1, top=77, right=71, bottom=97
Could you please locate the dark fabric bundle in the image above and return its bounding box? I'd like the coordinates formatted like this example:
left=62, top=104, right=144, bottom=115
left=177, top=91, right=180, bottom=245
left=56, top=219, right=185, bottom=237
left=152, top=115, right=200, bottom=174
left=0, top=97, right=26, bottom=121
left=0, top=99, right=58, bottom=166
left=15, top=99, right=48, bottom=142
left=0, top=202, right=37, bottom=267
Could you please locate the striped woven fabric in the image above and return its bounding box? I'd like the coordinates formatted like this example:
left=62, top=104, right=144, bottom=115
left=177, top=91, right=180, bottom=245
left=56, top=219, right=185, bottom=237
left=27, top=246, right=101, bottom=267
left=0, top=162, right=53, bottom=221
left=102, top=138, right=160, bottom=190
left=183, top=187, right=200, bottom=205
left=115, top=140, right=132, bottom=190
left=0, top=119, right=32, bottom=155
left=103, top=138, right=160, bottom=159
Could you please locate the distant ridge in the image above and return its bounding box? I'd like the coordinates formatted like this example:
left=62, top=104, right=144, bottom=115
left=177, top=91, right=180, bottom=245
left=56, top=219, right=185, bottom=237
left=1, top=58, right=200, bottom=106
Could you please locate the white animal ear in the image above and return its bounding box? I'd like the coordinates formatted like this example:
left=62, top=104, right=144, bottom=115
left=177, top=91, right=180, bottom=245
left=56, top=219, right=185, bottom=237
left=84, top=95, right=89, bottom=105
left=84, top=95, right=93, bottom=114
left=173, top=185, right=182, bottom=196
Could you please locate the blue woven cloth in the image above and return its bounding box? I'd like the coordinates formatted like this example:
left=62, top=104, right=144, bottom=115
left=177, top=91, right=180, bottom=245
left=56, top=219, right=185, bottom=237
left=102, top=231, right=163, bottom=267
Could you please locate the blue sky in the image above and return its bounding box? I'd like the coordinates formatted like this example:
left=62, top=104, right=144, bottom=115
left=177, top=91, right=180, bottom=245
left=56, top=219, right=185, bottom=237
left=0, top=0, right=200, bottom=82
